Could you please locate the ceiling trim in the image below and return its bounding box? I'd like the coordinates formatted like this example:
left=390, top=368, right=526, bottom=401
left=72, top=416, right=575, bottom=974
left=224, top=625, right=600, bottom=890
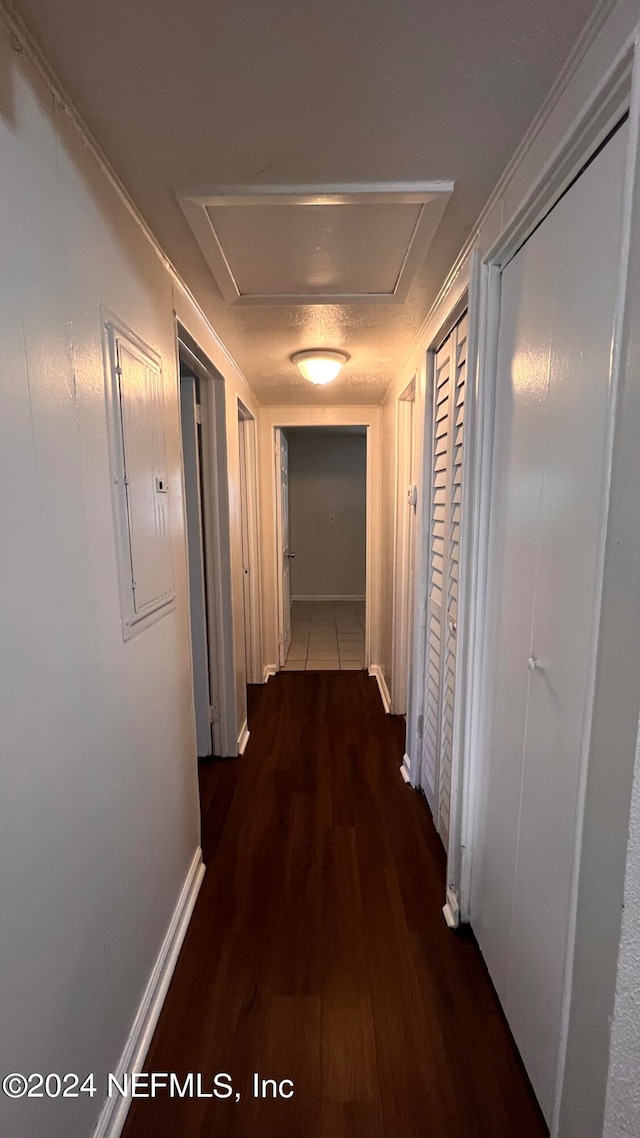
left=176, top=182, right=453, bottom=306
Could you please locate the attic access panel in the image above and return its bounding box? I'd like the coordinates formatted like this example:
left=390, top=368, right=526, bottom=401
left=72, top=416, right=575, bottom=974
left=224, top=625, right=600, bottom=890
left=176, top=183, right=453, bottom=305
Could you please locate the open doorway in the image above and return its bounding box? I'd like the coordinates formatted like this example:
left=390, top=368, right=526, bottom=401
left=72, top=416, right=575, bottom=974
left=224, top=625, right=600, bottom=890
left=275, top=427, right=367, bottom=671
left=177, top=324, right=238, bottom=758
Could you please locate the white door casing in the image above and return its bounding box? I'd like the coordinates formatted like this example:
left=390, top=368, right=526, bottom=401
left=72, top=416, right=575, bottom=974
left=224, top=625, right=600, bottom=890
left=180, top=373, right=213, bottom=758
left=391, top=380, right=417, bottom=714
left=275, top=428, right=292, bottom=665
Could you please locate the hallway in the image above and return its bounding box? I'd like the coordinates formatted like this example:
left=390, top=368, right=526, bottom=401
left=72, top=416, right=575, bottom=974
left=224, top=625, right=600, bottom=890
left=122, top=673, right=546, bottom=1138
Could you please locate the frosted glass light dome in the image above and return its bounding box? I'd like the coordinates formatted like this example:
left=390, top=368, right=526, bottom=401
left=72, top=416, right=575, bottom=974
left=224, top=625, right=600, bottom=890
left=292, top=350, right=349, bottom=385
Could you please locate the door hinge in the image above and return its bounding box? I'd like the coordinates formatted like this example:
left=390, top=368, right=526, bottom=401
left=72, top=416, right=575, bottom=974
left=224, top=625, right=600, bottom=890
left=209, top=704, right=219, bottom=725
left=416, top=713, right=423, bottom=738
left=442, top=885, right=461, bottom=930
left=195, top=402, right=202, bottom=425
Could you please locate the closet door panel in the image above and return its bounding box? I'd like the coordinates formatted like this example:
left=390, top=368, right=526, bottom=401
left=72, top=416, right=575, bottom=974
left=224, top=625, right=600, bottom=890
left=437, top=315, right=468, bottom=842
left=471, top=228, right=554, bottom=998
left=507, top=123, right=628, bottom=1118
left=422, top=336, right=452, bottom=802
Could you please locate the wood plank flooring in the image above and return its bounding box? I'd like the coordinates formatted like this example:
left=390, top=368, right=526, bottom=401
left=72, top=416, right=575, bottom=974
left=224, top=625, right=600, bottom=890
left=122, top=672, right=547, bottom=1138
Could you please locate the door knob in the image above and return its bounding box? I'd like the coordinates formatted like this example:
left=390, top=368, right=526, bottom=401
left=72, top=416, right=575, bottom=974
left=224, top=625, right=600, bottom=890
left=287, top=552, right=295, bottom=558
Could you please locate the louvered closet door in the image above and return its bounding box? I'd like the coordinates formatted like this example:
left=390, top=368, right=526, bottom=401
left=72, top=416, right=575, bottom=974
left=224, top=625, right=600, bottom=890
left=422, top=313, right=468, bottom=846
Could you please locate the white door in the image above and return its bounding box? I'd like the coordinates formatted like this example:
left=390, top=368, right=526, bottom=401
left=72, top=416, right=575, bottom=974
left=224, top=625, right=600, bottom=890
left=276, top=429, right=292, bottom=664
left=421, top=312, right=468, bottom=845
left=180, top=374, right=213, bottom=758
left=472, top=122, right=628, bottom=1122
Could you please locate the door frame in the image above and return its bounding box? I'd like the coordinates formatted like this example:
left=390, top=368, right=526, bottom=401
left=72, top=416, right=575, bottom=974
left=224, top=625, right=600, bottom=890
left=407, top=280, right=472, bottom=812
left=273, top=427, right=291, bottom=667
left=238, top=400, right=263, bottom=684
left=176, top=322, right=238, bottom=757
left=459, top=45, right=637, bottom=1136
left=268, top=409, right=380, bottom=675
left=390, top=378, right=417, bottom=715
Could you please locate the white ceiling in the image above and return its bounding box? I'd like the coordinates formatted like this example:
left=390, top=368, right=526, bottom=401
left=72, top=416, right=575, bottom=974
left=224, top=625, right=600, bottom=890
left=14, top=0, right=600, bottom=404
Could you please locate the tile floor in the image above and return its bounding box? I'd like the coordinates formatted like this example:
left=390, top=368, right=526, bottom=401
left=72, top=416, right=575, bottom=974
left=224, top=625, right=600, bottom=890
left=283, top=600, right=366, bottom=671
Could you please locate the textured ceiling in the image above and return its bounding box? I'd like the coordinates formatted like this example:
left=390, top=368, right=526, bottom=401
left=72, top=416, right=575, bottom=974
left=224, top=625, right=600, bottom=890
left=13, top=0, right=600, bottom=404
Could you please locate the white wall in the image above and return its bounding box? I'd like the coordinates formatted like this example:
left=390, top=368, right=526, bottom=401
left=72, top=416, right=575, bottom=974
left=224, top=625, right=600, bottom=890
left=287, top=431, right=366, bottom=599
left=604, top=723, right=640, bottom=1138
left=0, top=14, right=254, bottom=1137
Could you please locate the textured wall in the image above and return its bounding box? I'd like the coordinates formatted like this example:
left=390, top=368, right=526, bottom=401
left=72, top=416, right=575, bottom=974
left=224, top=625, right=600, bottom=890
left=604, top=724, right=640, bottom=1138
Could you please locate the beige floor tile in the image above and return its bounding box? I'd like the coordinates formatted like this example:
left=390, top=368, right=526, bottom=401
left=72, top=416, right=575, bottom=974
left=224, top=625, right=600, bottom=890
left=340, top=651, right=366, bottom=663
left=306, top=659, right=340, bottom=670
left=283, top=659, right=306, bottom=671
left=286, top=649, right=308, bottom=662
left=309, top=649, right=339, bottom=661
left=340, top=660, right=365, bottom=670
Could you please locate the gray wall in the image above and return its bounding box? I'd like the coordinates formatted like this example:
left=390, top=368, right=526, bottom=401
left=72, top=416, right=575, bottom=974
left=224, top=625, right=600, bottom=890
left=287, top=431, right=366, bottom=599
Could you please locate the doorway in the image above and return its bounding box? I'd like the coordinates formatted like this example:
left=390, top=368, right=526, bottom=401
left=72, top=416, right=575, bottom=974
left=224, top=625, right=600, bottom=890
left=177, top=324, right=238, bottom=758
left=275, top=427, right=367, bottom=671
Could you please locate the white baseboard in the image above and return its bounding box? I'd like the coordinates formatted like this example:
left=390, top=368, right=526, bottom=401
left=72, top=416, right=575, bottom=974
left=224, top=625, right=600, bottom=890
left=400, top=754, right=412, bottom=784
left=263, top=665, right=276, bottom=683
left=369, top=665, right=391, bottom=714
left=291, top=594, right=365, bottom=602
left=238, top=720, right=250, bottom=755
left=92, top=848, right=205, bottom=1138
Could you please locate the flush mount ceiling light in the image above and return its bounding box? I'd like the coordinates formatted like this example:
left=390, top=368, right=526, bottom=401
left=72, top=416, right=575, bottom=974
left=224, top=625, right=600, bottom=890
left=292, top=349, right=349, bottom=386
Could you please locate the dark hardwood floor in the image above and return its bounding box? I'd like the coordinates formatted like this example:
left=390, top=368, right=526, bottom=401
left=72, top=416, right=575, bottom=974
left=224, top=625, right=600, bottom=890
left=122, top=672, right=547, bottom=1138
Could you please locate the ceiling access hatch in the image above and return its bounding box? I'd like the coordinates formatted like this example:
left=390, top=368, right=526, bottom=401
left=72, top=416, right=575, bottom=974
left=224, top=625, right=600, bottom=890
left=176, top=183, right=453, bottom=306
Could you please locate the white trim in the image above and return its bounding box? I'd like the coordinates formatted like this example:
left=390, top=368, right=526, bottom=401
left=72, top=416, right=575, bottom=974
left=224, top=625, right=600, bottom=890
left=390, top=377, right=417, bottom=715
left=238, top=721, right=250, bottom=756
left=176, top=183, right=453, bottom=306
left=273, top=428, right=288, bottom=667
left=291, top=594, right=365, bottom=602
left=237, top=405, right=263, bottom=685
left=92, top=849, right=205, bottom=1138
left=554, top=51, right=640, bottom=1138
left=400, top=755, right=412, bottom=784
left=262, top=665, right=277, bottom=683
left=102, top=311, right=176, bottom=640
left=369, top=665, right=391, bottom=714
left=178, top=329, right=238, bottom=758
